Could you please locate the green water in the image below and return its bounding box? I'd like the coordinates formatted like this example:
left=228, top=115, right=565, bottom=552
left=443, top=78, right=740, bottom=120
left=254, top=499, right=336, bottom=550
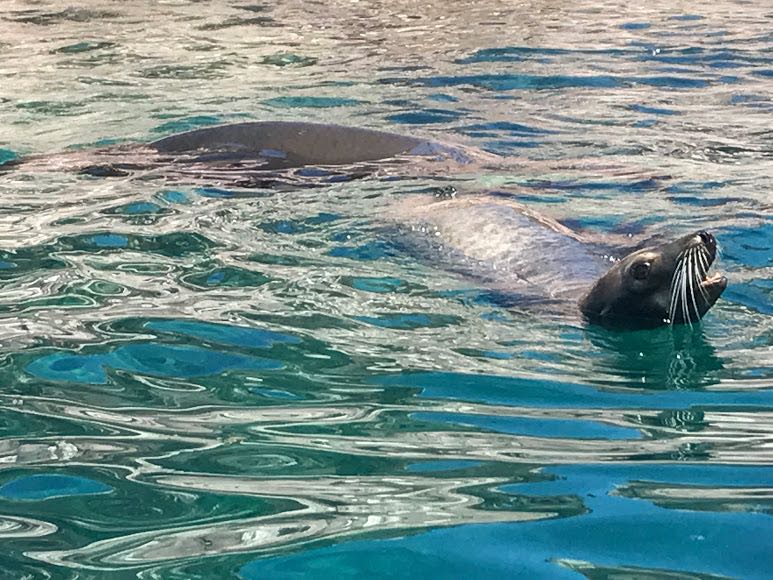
left=0, top=1, right=771, bottom=578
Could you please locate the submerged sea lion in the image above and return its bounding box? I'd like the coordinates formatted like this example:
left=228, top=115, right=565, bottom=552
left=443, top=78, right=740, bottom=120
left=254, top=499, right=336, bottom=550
left=2, top=121, right=727, bottom=328
left=3, top=121, right=496, bottom=185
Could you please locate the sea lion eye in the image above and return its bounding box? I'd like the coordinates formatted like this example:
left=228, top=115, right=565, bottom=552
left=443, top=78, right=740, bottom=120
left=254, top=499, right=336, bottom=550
left=630, top=262, right=651, bottom=280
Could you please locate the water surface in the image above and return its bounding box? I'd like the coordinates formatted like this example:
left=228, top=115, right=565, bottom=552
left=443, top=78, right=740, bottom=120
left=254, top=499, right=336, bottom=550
left=0, top=0, right=771, bottom=578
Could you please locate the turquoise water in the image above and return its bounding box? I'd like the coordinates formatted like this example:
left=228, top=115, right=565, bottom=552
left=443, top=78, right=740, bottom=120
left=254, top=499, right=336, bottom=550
left=0, top=1, right=772, bottom=577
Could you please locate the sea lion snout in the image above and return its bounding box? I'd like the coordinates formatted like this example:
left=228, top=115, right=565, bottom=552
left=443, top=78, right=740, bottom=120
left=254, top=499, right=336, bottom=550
left=697, top=230, right=716, bottom=252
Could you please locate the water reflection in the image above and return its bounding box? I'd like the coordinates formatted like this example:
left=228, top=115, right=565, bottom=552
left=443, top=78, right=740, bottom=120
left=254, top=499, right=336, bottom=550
left=584, top=325, right=725, bottom=390
left=0, top=0, right=771, bottom=577
left=29, top=474, right=561, bottom=569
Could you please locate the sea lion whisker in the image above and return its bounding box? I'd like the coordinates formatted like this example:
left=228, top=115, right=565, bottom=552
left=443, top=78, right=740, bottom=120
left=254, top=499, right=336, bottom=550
left=695, top=256, right=712, bottom=304
left=669, top=249, right=690, bottom=322
left=668, top=256, right=684, bottom=324
left=669, top=275, right=681, bottom=324
left=686, top=251, right=702, bottom=324
left=680, top=253, right=692, bottom=327
left=696, top=275, right=711, bottom=304
left=690, top=247, right=711, bottom=303
left=668, top=263, right=680, bottom=313
left=697, top=246, right=710, bottom=270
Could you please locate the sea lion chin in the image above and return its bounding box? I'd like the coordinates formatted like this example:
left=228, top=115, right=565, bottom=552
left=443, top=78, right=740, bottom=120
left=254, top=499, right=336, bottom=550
left=579, top=230, right=728, bottom=329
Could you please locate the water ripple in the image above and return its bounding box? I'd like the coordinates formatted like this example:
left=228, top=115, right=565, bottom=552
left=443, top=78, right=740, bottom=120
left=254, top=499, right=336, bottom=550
left=0, top=0, right=771, bottom=577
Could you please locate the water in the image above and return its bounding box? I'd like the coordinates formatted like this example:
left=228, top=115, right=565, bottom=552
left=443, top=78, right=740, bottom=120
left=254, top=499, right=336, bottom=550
left=0, top=0, right=771, bottom=577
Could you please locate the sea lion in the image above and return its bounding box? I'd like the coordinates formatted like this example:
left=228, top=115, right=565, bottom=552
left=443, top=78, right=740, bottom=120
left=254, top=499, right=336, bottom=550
left=2, top=121, right=496, bottom=185
left=149, top=121, right=486, bottom=168
left=1, top=121, right=727, bottom=328
left=392, top=194, right=727, bottom=329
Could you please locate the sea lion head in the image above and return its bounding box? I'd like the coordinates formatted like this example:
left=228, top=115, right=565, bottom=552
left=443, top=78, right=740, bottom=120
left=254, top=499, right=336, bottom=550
left=580, top=230, right=727, bottom=329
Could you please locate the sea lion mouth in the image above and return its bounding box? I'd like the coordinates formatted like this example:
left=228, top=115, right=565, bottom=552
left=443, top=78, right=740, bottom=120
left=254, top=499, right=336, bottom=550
left=701, top=272, right=726, bottom=288
left=668, top=230, right=727, bottom=326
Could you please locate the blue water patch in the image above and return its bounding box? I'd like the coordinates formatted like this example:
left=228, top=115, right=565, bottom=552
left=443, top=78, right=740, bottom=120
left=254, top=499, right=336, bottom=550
left=305, top=213, right=340, bottom=225
left=620, top=22, right=651, bottom=30
left=506, top=193, right=565, bottom=205
left=387, top=108, right=464, bottom=125
left=504, top=464, right=773, bottom=497
left=426, top=93, right=459, bottom=103
left=240, top=497, right=771, bottom=579
left=458, top=348, right=514, bottom=360
left=644, top=47, right=771, bottom=68
left=665, top=180, right=729, bottom=194
left=523, top=177, right=661, bottom=196
left=260, top=219, right=310, bottom=235
left=27, top=353, right=109, bottom=384
left=387, top=74, right=710, bottom=92
left=325, top=174, right=358, bottom=183
left=110, top=201, right=163, bottom=215
left=327, top=240, right=394, bottom=261
left=668, top=194, right=745, bottom=207
left=730, top=94, right=772, bottom=109
left=456, top=121, right=555, bottom=136
left=208, top=271, right=225, bottom=284
left=158, top=189, right=191, bottom=205
left=295, top=168, right=337, bottom=178
left=375, top=372, right=773, bottom=409
left=88, top=234, right=128, bottom=248
left=455, top=46, right=631, bottom=65
left=628, top=104, right=679, bottom=116
left=27, top=343, right=282, bottom=385
left=52, top=40, right=116, bottom=54
left=250, top=387, right=303, bottom=400
left=263, top=96, right=362, bottom=108
left=110, top=344, right=281, bottom=377
left=718, top=223, right=772, bottom=268
left=417, top=74, right=619, bottom=91
left=260, top=52, right=317, bottom=67
left=355, top=313, right=461, bottom=330
left=261, top=213, right=339, bottom=235
left=413, top=412, right=640, bottom=440
left=0, top=148, right=18, bottom=166
left=724, top=279, right=773, bottom=315
left=349, top=277, right=408, bottom=293
left=483, top=139, right=541, bottom=153
left=0, top=474, right=111, bottom=501
left=145, top=319, right=301, bottom=348
left=456, top=121, right=554, bottom=151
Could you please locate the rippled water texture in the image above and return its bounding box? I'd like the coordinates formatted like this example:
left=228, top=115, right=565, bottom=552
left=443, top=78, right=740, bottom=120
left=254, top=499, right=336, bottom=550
left=0, top=0, right=771, bottom=577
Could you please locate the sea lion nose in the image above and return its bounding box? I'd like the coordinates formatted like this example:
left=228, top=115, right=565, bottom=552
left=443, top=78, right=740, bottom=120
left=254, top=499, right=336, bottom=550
left=698, top=230, right=715, bottom=250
